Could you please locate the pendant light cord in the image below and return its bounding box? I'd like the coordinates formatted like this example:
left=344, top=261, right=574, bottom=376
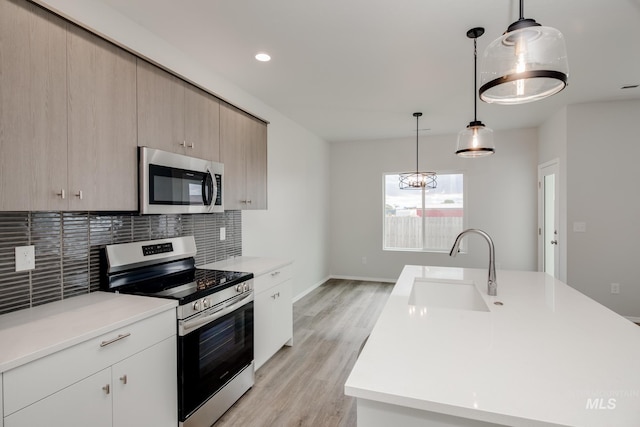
left=473, top=37, right=478, bottom=122
left=415, top=114, right=419, bottom=172
left=519, top=0, right=524, bottom=20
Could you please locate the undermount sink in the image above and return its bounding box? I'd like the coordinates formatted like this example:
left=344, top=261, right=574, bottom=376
left=408, top=278, right=490, bottom=312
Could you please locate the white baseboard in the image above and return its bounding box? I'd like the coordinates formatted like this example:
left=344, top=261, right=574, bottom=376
left=292, top=275, right=330, bottom=303
left=329, top=275, right=396, bottom=284
left=625, top=316, right=640, bottom=324
left=292, top=275, right=396, bottom=303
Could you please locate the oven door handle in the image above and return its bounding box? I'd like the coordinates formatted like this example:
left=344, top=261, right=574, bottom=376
left=180, top=292, right=253, bottom=336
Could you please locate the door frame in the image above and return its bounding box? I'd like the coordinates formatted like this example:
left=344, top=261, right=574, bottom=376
left=537, top=159, right=560, bottom=277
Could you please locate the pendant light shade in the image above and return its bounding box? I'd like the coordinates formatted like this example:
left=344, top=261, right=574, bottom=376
left=456, top=27, right=495, bottom=158
left=479, top=0, right=568, bottom=105
left=399, top=113, right=436, bottom=190
left=457, top=122, right=495, bottom=158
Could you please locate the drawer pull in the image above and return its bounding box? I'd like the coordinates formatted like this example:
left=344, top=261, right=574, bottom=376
left=270, top=271, right=281, bottom=277
left=120, top=375, right=128, bottom=385
left=271, top=292, right=280, bottom=299
left=102, top=384, right=110, bottom=395
left=100, top=332, right=131, bottom=347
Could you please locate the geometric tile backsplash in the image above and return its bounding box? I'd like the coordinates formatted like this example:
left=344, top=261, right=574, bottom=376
left=0, top=211, right=241, bottom=315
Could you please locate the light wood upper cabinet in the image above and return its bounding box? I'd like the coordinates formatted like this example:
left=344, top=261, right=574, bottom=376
left=220, top=103, right=268, bottom=210
left=0, top=0, right=68, bottom=211
left=0, top=0, right=137, bottom=211
left=137, top=60, right=220, bottom=161
left=67, top=25, right=137, bottom=211
left=185, top=85, right=220, bottom=162
left=136, top=60, right=185, bottom=154
left=245, top=116, right=268, bottom=209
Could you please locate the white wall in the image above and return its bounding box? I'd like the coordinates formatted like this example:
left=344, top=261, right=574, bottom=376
left=538, top=107, right=568, bottom=282
left=36, top=0, right=331, bottom=298
left=242, top=119, right=330, bottom=297
left=566, top=99, right=640, bottom=317
left=330, top=128, right=539, bottom=281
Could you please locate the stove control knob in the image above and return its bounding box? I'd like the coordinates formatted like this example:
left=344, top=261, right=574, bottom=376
left=193, top=300, right=200, bottom=311
left=243, top=283, right=249, bottom=292
left=202, top=298, right=210, bottom=309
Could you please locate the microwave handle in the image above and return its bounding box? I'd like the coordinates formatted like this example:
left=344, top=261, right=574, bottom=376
left=202, top=171, right=214, bottom=206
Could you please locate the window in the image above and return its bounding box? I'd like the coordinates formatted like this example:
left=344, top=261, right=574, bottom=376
left=384, top=173, right=464, bottom=252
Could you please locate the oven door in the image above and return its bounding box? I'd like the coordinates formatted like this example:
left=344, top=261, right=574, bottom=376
left=178, top=294, right=254, bottom=422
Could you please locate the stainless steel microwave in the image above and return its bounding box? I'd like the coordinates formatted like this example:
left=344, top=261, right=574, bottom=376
left=139, top=147, right=224, bottom=214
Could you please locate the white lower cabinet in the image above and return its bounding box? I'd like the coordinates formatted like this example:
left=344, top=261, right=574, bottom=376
left=2, top=310, right=177, bottom=427
left=255, top=279, right=293, bottom=369
left=254, top=264, right=293, bottom=370
left=112, top=337, right=177, bottom=427
left=5, top=368, right=113, bottom=427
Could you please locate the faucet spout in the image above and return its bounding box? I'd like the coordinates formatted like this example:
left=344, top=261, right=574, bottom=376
left=449, top=229, right=497, bottom=296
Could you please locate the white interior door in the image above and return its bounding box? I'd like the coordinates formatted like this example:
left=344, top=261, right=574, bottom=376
left=538, top=160, right=560, bottom=278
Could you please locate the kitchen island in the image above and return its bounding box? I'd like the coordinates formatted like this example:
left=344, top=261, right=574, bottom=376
left=345, top=266, right=640, bottom=427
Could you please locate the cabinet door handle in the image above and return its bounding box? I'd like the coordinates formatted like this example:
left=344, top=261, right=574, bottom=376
left=247, top=199, right=252, bottom=204
left=179, top=141, right=195, bottom=149
left=75, top=190, right=83, bottom=200
left=100, top=332, right=131, bottom=347
left=120, top=375, right=127, bottom=385
left=270, top=271, right=281, bottom=277
left=102, top=384, right=110, bottom=395
left=56, top=189, right=66, bottom=199
left=271, top=292, right=280, bottom=299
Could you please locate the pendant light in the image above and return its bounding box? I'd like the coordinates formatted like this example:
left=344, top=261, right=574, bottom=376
left=456, top=27, right=495, bottom=158
left=399, top=112, right=436, bottom=190
left=479, top=0, right=569, bottom=104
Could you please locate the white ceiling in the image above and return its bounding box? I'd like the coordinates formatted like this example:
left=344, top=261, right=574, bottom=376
left=98, top=0, right=640, bottom=142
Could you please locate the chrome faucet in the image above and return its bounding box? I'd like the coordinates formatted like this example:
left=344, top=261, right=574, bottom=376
left=449, top=229, right=497, bottom=296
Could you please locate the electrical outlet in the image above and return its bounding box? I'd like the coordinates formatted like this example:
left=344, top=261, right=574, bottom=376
left=611, top=283, right=620, bottom=295
left=220, top=227, right=226, bottom=241
left=15, top=245, right=35, bottom=272
left=573, top=222, right=587, bottom=232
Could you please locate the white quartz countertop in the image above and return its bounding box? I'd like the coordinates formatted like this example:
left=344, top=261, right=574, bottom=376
left=0, top=292, right=177, bottom=373
left=199, top=256, right=292, bottom=276
left=345, top=266, right=640, bottom=426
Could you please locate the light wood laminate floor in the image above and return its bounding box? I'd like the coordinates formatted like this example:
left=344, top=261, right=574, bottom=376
left=215, top=279, right=393, bottom=427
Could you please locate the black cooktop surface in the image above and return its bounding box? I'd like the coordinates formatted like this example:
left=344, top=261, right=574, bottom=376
left=103, top=260, right=253, bottom=305
left=147, top=269, right=253, bottom=303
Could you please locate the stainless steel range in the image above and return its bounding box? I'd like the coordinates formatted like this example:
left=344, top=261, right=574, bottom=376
left=102, top=236, right=254, bottom=427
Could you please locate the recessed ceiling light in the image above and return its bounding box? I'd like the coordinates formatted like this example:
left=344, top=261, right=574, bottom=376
left=255, top=53, right=271, bottom=62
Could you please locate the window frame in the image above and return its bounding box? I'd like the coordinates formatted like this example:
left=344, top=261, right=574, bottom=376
left=382, top=171, right=467, bottom=253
